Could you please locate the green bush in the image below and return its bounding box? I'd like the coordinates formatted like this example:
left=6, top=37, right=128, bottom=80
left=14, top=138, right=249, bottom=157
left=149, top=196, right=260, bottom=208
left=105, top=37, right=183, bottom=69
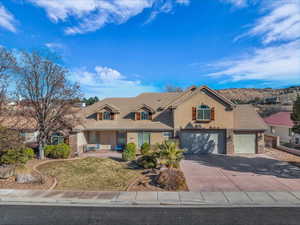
left=0, top=148, right=35, bottom=165
left=44, top=143, right=70, bottom=159
left=137, top=154, right=158, bottom=169
left=140, top=143, right=151, bottom=155
left=122, top=143, right=136, bottom=161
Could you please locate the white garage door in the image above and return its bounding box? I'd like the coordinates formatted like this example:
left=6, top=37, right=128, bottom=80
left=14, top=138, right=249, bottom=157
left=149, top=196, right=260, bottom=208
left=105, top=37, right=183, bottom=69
left=180, top=130, right=226, bottom=154
left=234, top=133, right=256, bottom=154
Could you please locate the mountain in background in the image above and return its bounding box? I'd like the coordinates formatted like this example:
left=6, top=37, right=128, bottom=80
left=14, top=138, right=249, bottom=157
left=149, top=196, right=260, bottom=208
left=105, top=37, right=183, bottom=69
left=217, top=86, right=300, bottom=105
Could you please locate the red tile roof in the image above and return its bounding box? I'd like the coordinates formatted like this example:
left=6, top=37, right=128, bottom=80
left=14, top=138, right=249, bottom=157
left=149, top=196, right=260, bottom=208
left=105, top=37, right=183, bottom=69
left=263, top=112, right=294, bottom=127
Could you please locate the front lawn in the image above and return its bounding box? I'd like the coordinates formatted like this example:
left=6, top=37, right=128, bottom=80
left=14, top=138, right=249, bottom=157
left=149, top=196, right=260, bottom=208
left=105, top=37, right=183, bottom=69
left=37, top=157, right=142, bottom=191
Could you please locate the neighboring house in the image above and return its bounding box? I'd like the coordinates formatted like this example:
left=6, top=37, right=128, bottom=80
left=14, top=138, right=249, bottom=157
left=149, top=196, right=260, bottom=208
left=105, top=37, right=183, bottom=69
left=70, top=86, right=267, bottom=155
left=263, top=112, right=300, bottom=145
left=0, top=116, right=67, bottom=147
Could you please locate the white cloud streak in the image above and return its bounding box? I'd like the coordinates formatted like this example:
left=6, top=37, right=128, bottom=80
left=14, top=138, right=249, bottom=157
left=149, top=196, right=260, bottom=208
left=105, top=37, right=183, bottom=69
left=206, top=0, right=300, bottom=85
left=238, top=0, right=300, bottom=44
left=0, top=4, right=17, bottom=32
left=72, top=66, right=159, bottom=98
left=208, top=40, right=300, bottom=83
left=26, top=0, right=189, bottom=35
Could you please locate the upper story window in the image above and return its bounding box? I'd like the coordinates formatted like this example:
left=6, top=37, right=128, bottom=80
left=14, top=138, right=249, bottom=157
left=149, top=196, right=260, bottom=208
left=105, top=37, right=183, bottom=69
left=141, top=111, right=150, bottom=120
left=197, top=105, right=211, bottom=121
left=103, top=111, right=111, bottom=120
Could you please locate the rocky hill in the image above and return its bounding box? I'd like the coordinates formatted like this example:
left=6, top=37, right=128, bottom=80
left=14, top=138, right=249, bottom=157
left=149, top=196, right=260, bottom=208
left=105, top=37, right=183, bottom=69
left=217, top=86, right=300, bottom=104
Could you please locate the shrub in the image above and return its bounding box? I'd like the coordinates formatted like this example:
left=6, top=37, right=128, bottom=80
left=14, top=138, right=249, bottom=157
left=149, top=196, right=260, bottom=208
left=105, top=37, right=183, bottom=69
left=23, top=148, right=35, bottom=160
left=137, top=154, right=158, bottom=169
left=44, top=143, right=71, bottom=159
left=157, top=169, right=188, bottom=191
left=122, top=143, right=136, bottom=161
left=0, top=147, right=35, bottom=165
left=140, top=143, right=151, bottom=155
left=159, top=141, right=184, bottom=169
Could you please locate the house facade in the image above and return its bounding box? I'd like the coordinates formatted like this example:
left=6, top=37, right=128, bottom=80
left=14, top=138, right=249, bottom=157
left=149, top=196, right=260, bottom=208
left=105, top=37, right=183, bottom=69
left=70, top=86, right=267, bottom=155
left=264, top=111, right=300, bottom=146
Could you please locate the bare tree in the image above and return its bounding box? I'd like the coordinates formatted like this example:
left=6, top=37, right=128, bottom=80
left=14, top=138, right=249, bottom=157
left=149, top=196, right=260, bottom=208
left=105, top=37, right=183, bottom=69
left=16, top=51, right=81, bottom=159
left=0, top=47, right=16, bottom=114
left=165, top=85, right=183, bottom=93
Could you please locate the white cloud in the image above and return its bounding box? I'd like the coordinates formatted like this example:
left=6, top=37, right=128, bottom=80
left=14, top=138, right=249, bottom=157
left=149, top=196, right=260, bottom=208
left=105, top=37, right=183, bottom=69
left=238, top=0, right=300, bottom=44
left=208, top=40, right=300, bottom=83
left=72, top=66, right=159, bottom=98
left=176, top=0, right=190, bottom=5
left=221, top=0, right=249, bottom=7
left=45, top=42, right=65, bottom=50
left=26, top=0, right=189, bottom=34
left=0, top=4, right=17, bottom=32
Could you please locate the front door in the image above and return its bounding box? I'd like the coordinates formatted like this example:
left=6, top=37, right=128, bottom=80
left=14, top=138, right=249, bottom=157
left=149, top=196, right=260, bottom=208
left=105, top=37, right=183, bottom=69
left=138, top=132, right=151, bottom=148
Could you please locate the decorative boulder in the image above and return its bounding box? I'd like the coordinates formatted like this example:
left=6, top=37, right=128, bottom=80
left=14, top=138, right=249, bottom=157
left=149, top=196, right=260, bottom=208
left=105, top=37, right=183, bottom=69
left=15, top=173, right=37, bottom=184
left=0, top=165, right=15, bottom=179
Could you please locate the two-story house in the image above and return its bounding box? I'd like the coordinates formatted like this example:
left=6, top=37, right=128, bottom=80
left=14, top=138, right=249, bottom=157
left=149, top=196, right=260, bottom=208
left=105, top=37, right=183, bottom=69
left=70, top=86, right=267, bottom=155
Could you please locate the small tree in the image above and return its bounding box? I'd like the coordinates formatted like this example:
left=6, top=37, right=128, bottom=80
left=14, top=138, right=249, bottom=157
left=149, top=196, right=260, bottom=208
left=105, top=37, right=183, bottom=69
left=16, top=51, right=81, bottom=159
left=83, top=96, right=99, bottom=106
left=291, top=95, right=300, bottom=134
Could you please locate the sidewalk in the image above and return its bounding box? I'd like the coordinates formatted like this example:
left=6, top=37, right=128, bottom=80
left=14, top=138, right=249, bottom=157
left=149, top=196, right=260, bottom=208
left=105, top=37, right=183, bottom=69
left=1, top=189, right=300, bottom=207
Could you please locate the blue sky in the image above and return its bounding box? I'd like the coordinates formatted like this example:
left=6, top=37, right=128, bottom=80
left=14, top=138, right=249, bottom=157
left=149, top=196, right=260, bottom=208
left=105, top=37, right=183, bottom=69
left=0, top=0, right=299, bottom=98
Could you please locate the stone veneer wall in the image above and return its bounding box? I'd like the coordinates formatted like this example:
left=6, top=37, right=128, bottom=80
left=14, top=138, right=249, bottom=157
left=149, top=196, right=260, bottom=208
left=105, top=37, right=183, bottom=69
left=257, top=132, right=265, bottom=154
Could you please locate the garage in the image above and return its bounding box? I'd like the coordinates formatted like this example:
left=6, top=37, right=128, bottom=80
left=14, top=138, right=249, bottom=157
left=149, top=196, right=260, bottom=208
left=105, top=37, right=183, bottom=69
left=180, top=130, right=226, bottom=154
left=234, top=133, right=256, bottom=154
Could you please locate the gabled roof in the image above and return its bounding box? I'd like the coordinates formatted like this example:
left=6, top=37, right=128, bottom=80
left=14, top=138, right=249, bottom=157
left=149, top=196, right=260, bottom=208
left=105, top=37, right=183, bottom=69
left=97, top=104, right=120, bottom=113
left=135, top=104, right=156, bottom=113
left=165, top=85, right=235, bottom=109
left=263, top=112, right=294, bottom=127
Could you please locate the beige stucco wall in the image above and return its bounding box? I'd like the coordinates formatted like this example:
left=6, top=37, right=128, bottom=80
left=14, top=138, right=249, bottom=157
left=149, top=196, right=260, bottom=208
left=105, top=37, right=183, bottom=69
left=150, top=132, right=168, bottom=145
left=268, top=125, right=292, bottom=143
left=174, top=90, right=234, bottom=131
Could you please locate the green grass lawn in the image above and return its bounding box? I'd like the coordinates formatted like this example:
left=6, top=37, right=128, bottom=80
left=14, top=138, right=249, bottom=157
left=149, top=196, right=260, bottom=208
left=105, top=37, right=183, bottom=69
left=37, top=157, right=142, bottom=191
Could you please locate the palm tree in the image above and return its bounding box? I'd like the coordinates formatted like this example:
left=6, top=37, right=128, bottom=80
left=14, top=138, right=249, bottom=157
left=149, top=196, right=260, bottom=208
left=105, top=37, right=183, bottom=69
left=159, top=141, right=184, bottom=169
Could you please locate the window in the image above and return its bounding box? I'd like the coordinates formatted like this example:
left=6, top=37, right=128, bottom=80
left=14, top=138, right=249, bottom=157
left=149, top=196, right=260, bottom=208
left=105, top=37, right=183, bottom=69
left=138, top=132, right=150, bottom=148
left=163, top=132, right=172, bottom=139
left=103, top=111, right=111, bottom=120
left=197, top=105, right=211, bottom=121
left=51, top=133, right=65, bottom=145
left=296, top=138, right=299, bottom=144
left=141, top=111, right=149, bottom=120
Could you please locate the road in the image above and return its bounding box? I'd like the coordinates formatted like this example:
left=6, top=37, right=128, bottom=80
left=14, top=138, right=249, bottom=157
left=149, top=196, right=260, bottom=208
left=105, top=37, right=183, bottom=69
left=1, top=204, right=300, bottom=225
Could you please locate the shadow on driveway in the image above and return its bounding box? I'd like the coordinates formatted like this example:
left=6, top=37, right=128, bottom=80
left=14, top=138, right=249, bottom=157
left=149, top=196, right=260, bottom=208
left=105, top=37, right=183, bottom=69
left=183, top=154, right=300, bottom=179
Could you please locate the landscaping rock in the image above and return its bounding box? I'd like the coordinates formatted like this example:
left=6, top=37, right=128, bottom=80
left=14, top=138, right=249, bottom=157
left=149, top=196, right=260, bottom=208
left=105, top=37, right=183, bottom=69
left=15, top=173, right=37, bottom=184
left=0, top=165, right=15, bottom=179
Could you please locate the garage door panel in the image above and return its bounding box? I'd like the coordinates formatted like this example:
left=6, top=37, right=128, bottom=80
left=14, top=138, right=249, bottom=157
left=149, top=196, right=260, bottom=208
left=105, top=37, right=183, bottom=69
left=180, top=130, right=225, bottom=154
left=234, top=133, right=256, bottom=154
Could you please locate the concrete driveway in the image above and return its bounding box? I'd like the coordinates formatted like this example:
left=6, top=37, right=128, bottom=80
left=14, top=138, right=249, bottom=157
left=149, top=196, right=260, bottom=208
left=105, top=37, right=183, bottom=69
left=181, top=154, right=300, bottom=192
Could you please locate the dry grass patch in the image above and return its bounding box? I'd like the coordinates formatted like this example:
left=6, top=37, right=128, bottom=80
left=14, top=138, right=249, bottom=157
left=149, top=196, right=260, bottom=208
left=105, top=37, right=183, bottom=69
left=37, top=157, right=142, bottom=191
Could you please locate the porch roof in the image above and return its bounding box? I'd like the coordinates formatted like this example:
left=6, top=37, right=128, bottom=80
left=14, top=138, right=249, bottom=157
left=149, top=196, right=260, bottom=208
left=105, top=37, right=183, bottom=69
left=75, top=120, right=173, bottom=131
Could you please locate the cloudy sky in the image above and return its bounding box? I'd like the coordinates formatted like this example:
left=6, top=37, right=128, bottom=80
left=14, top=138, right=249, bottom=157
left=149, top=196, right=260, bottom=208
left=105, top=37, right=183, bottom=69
left=0, top=0, right=299, bottom=98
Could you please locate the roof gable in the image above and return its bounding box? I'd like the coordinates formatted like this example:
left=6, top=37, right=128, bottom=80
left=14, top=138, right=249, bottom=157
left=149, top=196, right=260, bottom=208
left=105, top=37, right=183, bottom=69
left=168, top=86, right=235, bottom=109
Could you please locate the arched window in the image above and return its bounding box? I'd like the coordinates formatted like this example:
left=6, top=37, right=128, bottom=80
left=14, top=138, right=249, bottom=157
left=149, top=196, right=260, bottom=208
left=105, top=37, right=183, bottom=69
left=197, top=105, right=211, bottom=121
